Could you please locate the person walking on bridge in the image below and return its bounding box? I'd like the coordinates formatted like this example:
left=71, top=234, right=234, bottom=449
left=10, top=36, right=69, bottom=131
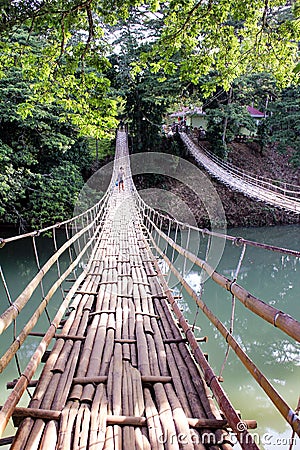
left=117, top=167, right=125, bottom=192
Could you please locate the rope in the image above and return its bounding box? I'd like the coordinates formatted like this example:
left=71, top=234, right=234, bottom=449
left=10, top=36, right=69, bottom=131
left=53, top=227, right=65, bottom=301
left=137, top=200, right=300, bottom=258
left=0, top=267, right=32, bottom=399
left=191, top=233, right=211, bottom=333
left=289, top=397, right=300, bottom=450
left=218, top=243, right=247, bottom=381
left=179, top=225, right=191, bottom=297
left=65, top=223, right=77, bottom=280
left=32, top=236, right=51, bottom=324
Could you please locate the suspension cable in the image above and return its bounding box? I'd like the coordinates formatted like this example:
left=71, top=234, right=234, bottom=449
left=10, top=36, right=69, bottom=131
left=53, top=226, right=66, bottom=301
left=191, top=233, right=211, bottom=332
left=149, top=230, right=300, bottom=437
left=136, top=199, right=300, bottom=258
left=218, top=243, right=247, bottom=381
left=32, top=235, right=51, bottom=324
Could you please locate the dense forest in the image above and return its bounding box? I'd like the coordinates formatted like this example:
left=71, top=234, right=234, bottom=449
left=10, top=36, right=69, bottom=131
left=0, top=1, right=299, bottom=229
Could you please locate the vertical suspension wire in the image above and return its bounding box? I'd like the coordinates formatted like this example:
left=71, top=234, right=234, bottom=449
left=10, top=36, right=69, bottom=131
left=191, top=232, right=211, bottom=332
left=153, top=210, right=161, bottom=260
left=167, top=220, right=179, bottom=286
left=53, top=226, right=65, bottom=301
left=157, top=216, right=163, bottom=249
left=164, top=217, right=172, bottom=284
left=88, top=210, right=93, bottom=239
left=85, top=210, right=92, bottom=260
left=81, top=215, right=87, bottom=248
left=289, top=396, right=300, bottom=450
left=150, top=208, right=155, bottom=234
left=32, top=234, right=51, bottom=324
left=171, top=221, right=179, bottom=264
left=154, top=210, right=159, bottom=244
left=179, top=225, right=191, bottom=296
left=166, top=217, right=172, bottom=254
left=74, top=217, right=82, bottom=255
left=0, top=266, right=32, bottom=399
left=218, top=243, right=247, bottom=381
left=65, top=223, right=77, bottom=280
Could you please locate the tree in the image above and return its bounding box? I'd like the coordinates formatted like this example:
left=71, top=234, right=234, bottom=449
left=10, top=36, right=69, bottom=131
left=0, top=35, right=97, bottom=228
left=205, top=103, right=257, bottom=157
left=266, top=86, right=300, bottom=167
left=1, top=1, right=299, bottom=109
left=150, top=0, right=300, bottom=94
left=232, top=73, right=278, bottom=114
left=106, top=9, right=183, bottom=152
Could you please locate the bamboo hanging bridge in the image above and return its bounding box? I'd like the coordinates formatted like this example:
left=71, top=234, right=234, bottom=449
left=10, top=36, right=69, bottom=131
left=0, top=130, right=299, bottom=450
left=180, top=132, right=300, bottom=214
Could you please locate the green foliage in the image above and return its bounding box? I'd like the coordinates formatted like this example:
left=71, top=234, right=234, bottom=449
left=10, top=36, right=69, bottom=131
left=0, top=0, right=299, bottom=230
left=106, top=10, right=182, bottom=152
left=232, top=73, right=277, bottom=112
left=0, top=38, right=98, bottom=228
left=266, top=86, right=300, bottom=166
left=148, top=0, right=300, bottom=93
left=27, top=163, right=84, bottom=228
left=2, top=1, right=298, bottom=117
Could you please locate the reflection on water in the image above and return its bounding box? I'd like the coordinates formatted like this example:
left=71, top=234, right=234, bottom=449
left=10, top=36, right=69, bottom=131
left=0, top=225, right=299, bottom=449
left=167, top=225, right=299, bottom=450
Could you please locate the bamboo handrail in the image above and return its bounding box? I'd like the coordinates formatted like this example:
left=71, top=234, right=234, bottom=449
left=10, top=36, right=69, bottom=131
left=143, top=234, right=260, bottom=450
left=0, top=233, right=102, bottom=437
left=0, top=191, right=109, bottom=245
left=0, top=197, right=108, bottom=336
left=0, top=228, right=102, bottom=373
left=147, top=218, right=300, bottom=342
left=136, top=197, right=300, bottom=258
left=148, top=232, right=300, bottom=438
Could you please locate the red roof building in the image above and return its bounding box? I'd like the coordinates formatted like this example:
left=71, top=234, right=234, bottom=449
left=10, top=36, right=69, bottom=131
left=247, top=106, right=265, bottom=118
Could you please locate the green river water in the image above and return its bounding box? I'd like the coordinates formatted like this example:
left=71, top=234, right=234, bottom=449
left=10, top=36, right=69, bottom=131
left=0, top=224, right=299, bottom=449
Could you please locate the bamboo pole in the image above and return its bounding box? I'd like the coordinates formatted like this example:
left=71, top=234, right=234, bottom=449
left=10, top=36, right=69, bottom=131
left=91, top=385, right=108, bottom=450
left=79, top=404, right=91, bottom=450
left=56, top=401, right=78, bottom=450
left=135, top=315, right=150, bottom=376
left=23, top=419, right=44, bottom=450
left=0, top=212, right=103, bottom=335
left=0, top=229, right=101, bottom=374
left=10, top=406, right=256, bottom=429
left=0, top=192, right=109, bottom=245
left=0, top=234, right=101, bottom=437
left=10, top=417, right=32, bottom=450
left=112, top=344, right=123, bottom=417
left=155, top=234, right=300, bottom=437
left=38, top=420, right=57, bottom=450
left=165, top=383, right=196, bottom=450
left=147, top=234, right=261, bottom=449
left=151, top=222, right=300, bottom=342
left=144, top=387, right=163, bottom=450
left=52, top=340, right=82, bottom=409
left=122, top=362, right=134, bottom=450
